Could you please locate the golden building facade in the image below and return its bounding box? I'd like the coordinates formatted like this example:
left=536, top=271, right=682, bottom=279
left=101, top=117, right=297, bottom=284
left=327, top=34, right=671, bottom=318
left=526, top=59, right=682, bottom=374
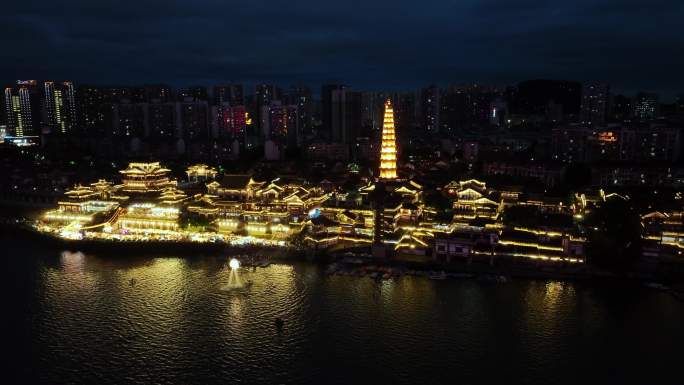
left=119, top=162, right=176, bottom=193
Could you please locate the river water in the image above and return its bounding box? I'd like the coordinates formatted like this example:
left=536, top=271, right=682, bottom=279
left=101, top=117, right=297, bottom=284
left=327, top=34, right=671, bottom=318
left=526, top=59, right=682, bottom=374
left=3, top=236, right=683, bottom=385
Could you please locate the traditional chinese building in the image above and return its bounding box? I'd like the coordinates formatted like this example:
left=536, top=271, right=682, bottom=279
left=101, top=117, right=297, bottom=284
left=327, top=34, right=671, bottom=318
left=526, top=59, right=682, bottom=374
left=159, top=187, right=191, bottom=205
left=118, top=203, right=180, bottom=234
left=119, top=162, right=176, bottom=194
left=444, top=179, right=501, bottom=221
left=63, top=184, right=100, bottom=202
left=186, top=164, right=217, bottom=183
left=43, top=200, right=119, bottom=225
left=642, top=210, right=684, bottom=249
left=89, top=179, right=128, bottom=201
left=206, top=175, right=264, bottom=200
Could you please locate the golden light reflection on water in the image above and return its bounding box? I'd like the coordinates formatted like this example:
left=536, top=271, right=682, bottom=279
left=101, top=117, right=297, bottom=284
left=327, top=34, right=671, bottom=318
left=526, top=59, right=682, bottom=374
left=544, top=281, right=576, bottom=312
left=227, top=295, right=244, bottom=318
left=521, top=280, right=578, bottom=338
left=115, top=258, right=189, bottom=333
left=46, top=251, right=98, bottom=296
left=60, top=250, right=85, bottom=274
left=28, top=249, right=684, bottom=385
left=379, top=278, right=395, bottom=301
left=250, top=264, right=297, bottom=297
left=118, top=258, right=189, bottom=313
left=543, top=281, right=565, bottom=310
left=214, top=263, right=300, bottom=329
left=49, top=254, right=578, bottom=353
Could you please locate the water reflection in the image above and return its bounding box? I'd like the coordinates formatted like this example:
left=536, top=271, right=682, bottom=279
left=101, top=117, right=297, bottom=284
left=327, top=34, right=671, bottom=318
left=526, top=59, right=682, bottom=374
left=60, top=250, right=85, bottom=274
left=227, top=295, right=245, bottom=319
left=9, top=245, right=684, bottom=385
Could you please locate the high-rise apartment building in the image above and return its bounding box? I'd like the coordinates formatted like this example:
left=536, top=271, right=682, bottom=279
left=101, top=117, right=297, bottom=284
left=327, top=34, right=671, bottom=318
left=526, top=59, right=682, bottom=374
left=330, top=88, right=362, bottom=144
left=269, top=104, right=300, bottom=148
left=148, top=102, right=177, bottom=138
left=145, top=85, right=173, bottom=103
left=255, top=84, right=279, bottom=135
left=4, top=80, right=42, bottom=137
left=421, top=85, right=440, bottom=134
left=44, top=81, right=77, bottom=134
left=321, top=84, right=346, bottom=139
left=177, top=101, right=210, bottom=140
left=633, top=92, right=659, bottom=120
left=580, top=82, right=609, bottom=126
left=286, top=85, right=313, bottom=137
left=178, top=86, right=208, bottom=102
left=113, top=102, right=148, bottom=137
left=213, top=84, right=244, bottom=106
left=212, top=105, right=246, bottom=141
left=609, top=94, right=632, bottom=122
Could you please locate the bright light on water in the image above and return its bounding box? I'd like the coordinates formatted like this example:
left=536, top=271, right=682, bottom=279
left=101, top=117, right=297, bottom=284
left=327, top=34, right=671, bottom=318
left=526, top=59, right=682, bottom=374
left=224, top=258, right=243, bottom=290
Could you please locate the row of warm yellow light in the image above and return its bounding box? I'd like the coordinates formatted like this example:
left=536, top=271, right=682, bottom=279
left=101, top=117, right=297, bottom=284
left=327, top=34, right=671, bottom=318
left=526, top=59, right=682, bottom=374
left=497, top=240, right=564, bottom=252
left=217, top=220, right=239, bottom=228
left=44, top=212, right=93, bottom=222
left=119, top=219, right=178, bottom=229
left=513, top=227, right=565, bottom=237
left=472, top=250, right=582, bottom=263
left=512, top=227, right=587, bottom=242
left=304, top=235, right=373, bottom=244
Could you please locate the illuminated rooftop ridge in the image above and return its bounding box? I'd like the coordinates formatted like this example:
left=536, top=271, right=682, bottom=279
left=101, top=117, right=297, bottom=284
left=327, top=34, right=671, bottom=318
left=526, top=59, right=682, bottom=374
left=120, top=162, right=171, bottom=176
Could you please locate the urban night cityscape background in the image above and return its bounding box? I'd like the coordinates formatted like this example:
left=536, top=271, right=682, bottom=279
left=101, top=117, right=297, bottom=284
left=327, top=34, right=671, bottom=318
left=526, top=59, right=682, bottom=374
left=1, top=1, right=683, bottom=384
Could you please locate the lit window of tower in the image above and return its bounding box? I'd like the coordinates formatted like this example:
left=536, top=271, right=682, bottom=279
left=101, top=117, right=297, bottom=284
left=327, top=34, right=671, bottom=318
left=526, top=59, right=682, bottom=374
left=379, top=99, right=397, bottom=180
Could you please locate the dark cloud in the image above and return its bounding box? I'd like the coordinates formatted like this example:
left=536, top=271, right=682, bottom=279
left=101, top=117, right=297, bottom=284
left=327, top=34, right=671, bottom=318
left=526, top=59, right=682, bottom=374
left=1, top=0, right=682, bottom=97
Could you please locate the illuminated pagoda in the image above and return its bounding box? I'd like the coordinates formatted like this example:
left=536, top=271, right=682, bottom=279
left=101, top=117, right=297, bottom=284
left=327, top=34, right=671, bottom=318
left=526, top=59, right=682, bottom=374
left=379, top=99, right=398, bottom=180
left=119, top=162, right=176, bottom=194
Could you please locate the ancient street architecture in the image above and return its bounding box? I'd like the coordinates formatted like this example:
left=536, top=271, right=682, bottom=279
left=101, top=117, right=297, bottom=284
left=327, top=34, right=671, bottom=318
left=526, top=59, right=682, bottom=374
left=38, top=130, right=681, bottom=264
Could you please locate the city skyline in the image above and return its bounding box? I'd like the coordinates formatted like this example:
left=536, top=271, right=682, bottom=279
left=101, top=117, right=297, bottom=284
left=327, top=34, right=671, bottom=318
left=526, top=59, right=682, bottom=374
left=1, top=78, right=681, bottom=103
left=2, top=1, right=683, bottom=98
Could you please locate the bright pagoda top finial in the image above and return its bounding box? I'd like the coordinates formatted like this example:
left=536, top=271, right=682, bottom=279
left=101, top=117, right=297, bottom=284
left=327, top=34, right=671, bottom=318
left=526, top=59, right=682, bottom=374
left=379, top=98, right=398, bottom=180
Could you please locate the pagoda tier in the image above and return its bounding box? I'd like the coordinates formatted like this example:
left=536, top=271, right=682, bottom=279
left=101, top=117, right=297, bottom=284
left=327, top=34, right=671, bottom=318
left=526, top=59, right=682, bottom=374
left=159, top=187, right=189, bottom=205
left=119, top=162, right=176, bottom=193
left=379, top=100, right=398, bottom=180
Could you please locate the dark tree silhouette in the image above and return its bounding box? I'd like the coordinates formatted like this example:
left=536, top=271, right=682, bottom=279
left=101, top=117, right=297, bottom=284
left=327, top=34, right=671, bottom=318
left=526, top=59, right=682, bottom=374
left=584, top=195, right=642, bottom=268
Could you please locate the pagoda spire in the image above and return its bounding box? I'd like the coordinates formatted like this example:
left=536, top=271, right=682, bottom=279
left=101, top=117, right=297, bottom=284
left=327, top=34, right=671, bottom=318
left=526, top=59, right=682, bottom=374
left=379, top=99, right=398, bottom=180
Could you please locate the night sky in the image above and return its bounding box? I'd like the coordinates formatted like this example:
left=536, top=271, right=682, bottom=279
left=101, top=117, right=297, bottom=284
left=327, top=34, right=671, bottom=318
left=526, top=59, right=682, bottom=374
left=2, top=0, right=683, bottom=97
